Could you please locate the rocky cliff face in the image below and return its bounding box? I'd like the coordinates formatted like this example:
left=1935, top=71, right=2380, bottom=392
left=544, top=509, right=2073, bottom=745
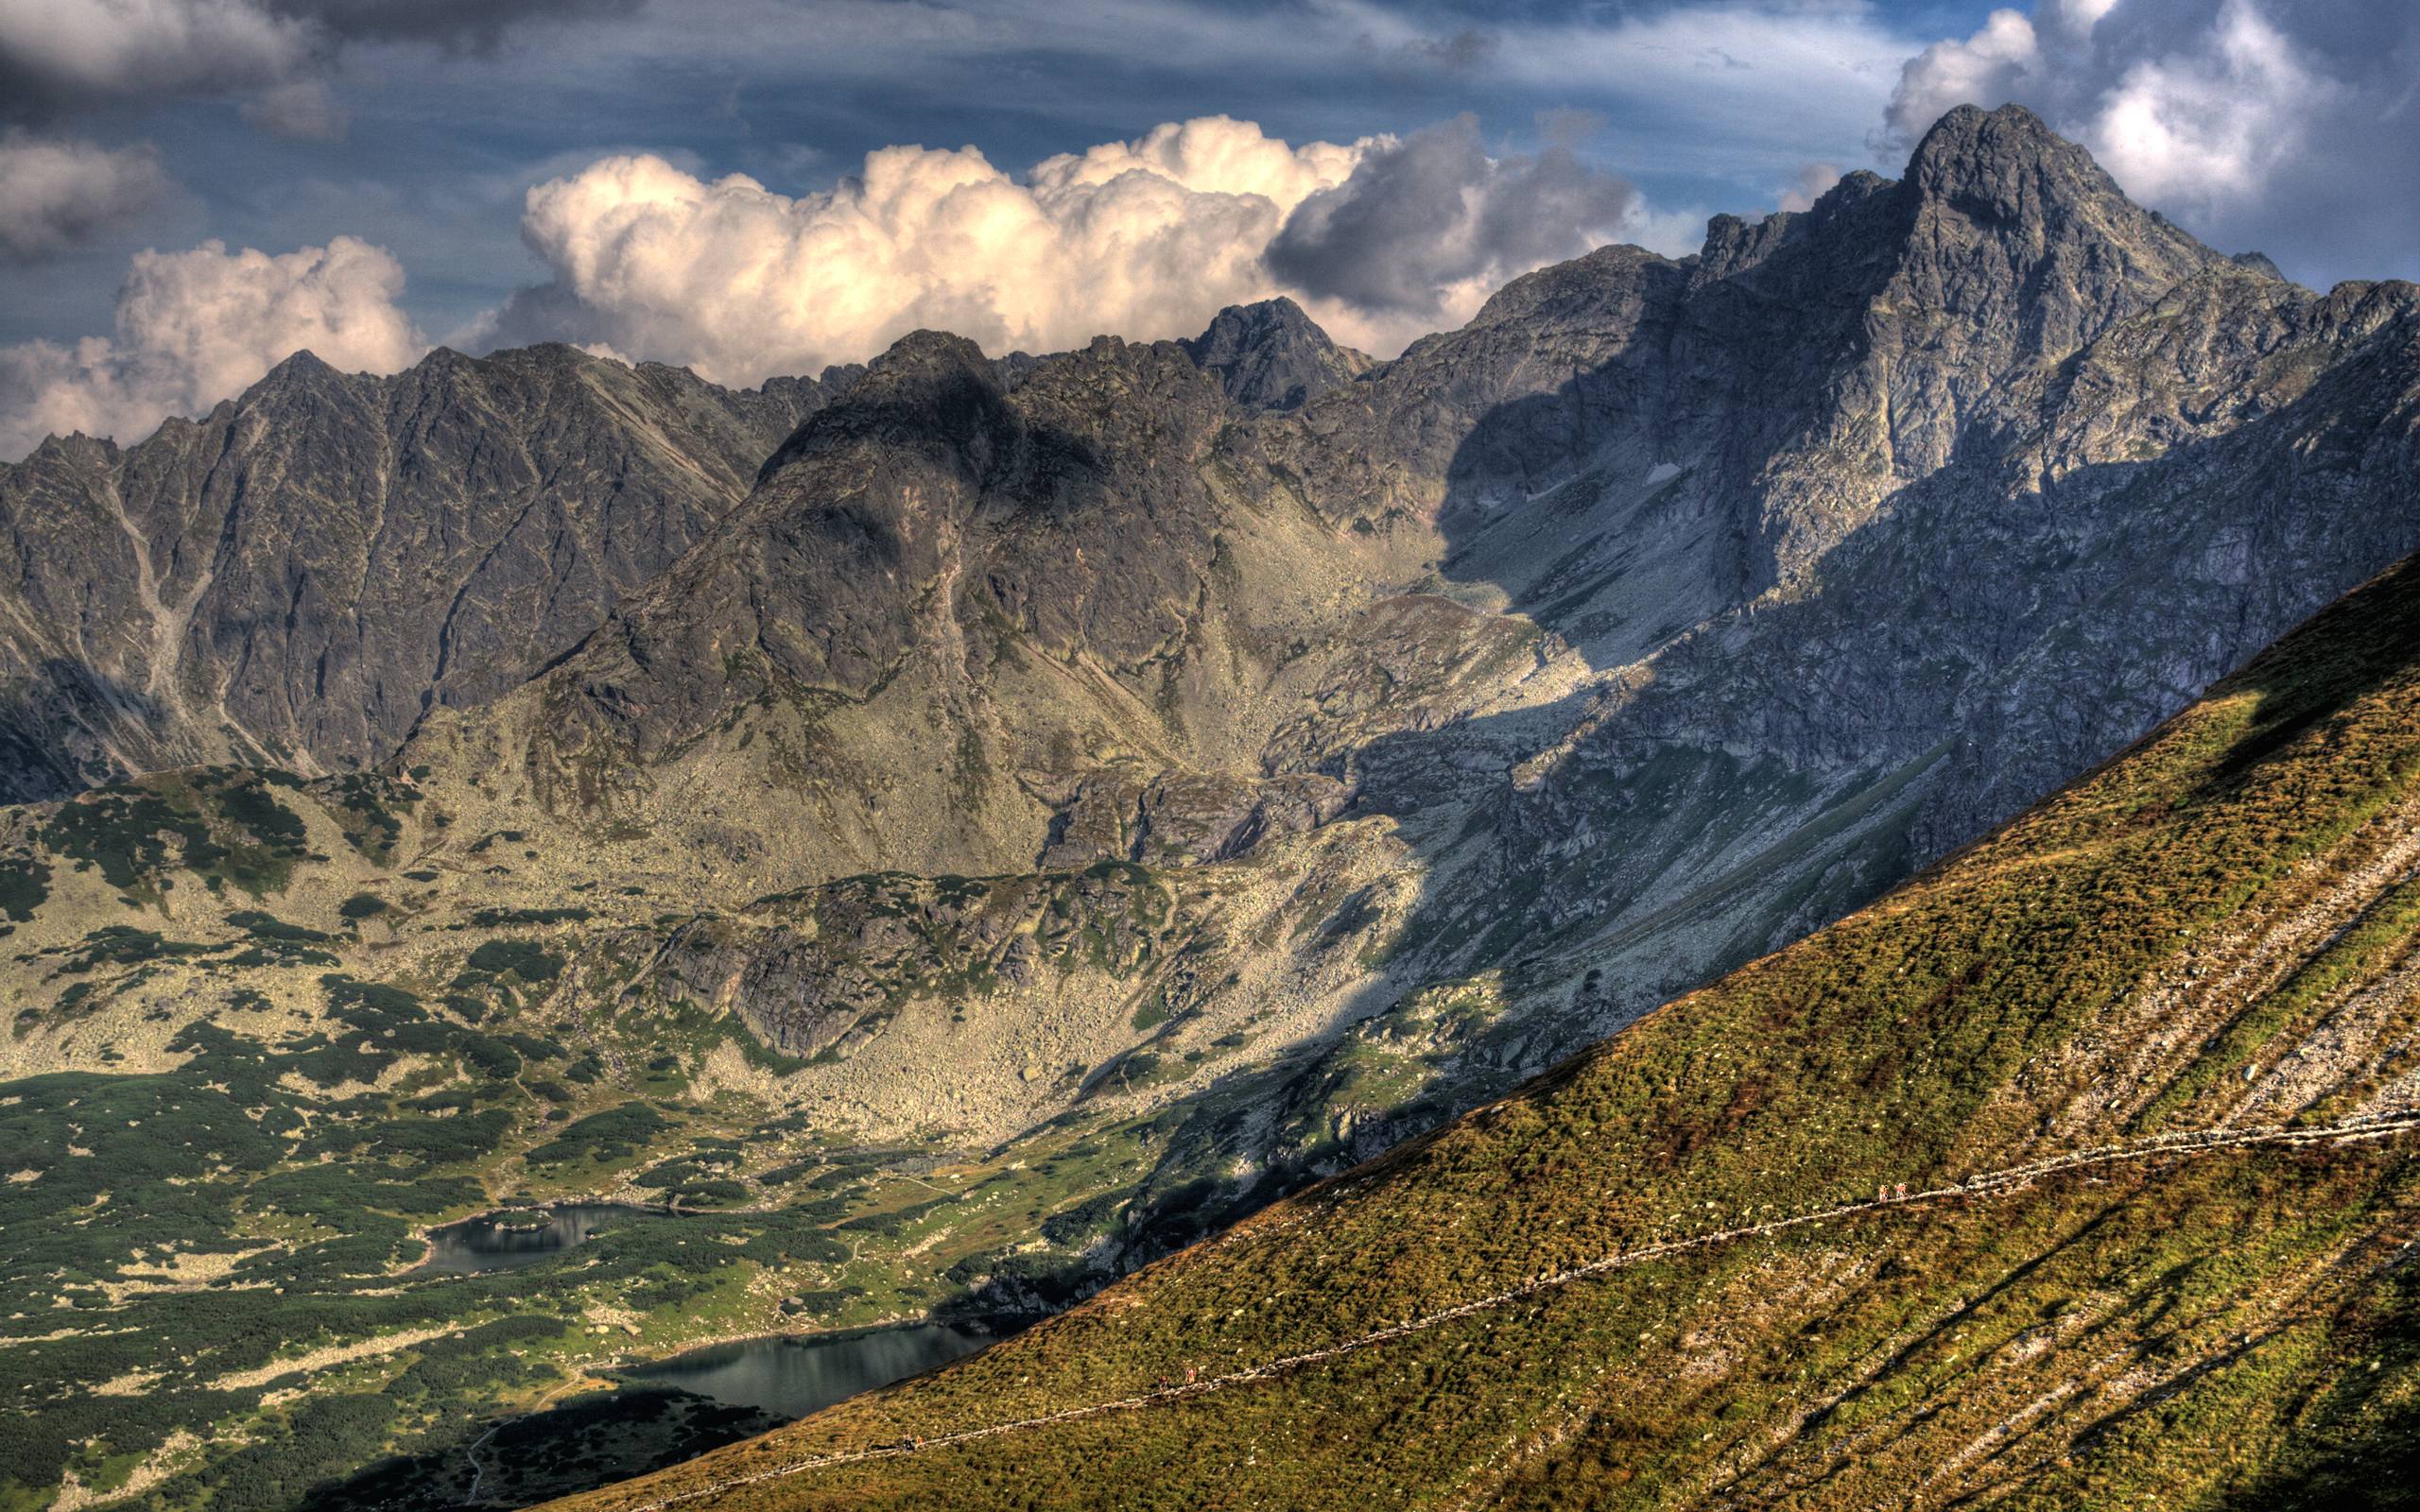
left=1179, top=296, right=1373, bottom=411
left=1442, top=178, right=2420, bottom=1040
left=0, top=344, right=834, bottom=802
left=1254, top=106, right=2221, bottom=636
left=418, top=105, right=2420, bottom=1055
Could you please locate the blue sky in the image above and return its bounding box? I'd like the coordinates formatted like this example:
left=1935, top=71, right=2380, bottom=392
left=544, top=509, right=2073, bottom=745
left=0, top=1, right=2002, bottom=346
left=3, top=0, right=2413, bottom=459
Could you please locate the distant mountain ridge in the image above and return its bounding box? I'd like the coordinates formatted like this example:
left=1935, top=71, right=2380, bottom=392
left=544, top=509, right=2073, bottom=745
left=0, top=344, right=837, bottom=801
left=9, top=101, right=2420, bottom=1135
left=405, top=105, right=2420, bottom=1036
left=10, top=100, right=2420, bottom=1149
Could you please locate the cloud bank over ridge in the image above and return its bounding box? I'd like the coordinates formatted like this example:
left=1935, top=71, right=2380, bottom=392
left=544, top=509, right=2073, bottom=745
left=475, top=112, right=1651, bottom=386
left=2, top=112, right=1657, bottom=457
left=0, top=234, right=424, bottom=458
left=12, top=0, right=2412, bottom=464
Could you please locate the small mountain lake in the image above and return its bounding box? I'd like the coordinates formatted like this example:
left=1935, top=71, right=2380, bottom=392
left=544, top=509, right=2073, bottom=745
left=309, top=1320, right=1008, bottom=1509
left=349, top=1207, right=1010, bottom=1507
left=625, top=1323, right=994, bottom=1418
left=413, top=1203, right=649, bottom=1274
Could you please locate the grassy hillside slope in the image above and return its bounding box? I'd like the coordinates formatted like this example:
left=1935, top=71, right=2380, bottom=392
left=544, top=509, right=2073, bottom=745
left=558, top=552, right=2420, bottom=1510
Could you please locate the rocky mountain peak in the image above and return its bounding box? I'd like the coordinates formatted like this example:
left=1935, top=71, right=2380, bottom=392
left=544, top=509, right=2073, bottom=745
left=752, top=328, right=1010, bottom=483
left=467, top=340, right=613, bottom=378
left=256, top=346, right=344, bottom=382
left=1896, top=101, right=2217, bottom=335
left=226, top=347, right=364, bottom=423
left=1465, top=243, right=1680, bottom=332
left=860, top=328, right=994, bottom=384
left=1180, top=296, right=1369, bottom=411
left=1907, top=103, right=2092, bottom=198
left=843, top=327, right=1009, bottom=429
left=1706, top=101, right=2223, bottom=534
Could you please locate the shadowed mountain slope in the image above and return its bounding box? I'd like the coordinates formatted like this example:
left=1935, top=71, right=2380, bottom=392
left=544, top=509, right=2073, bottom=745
left=557, top=541, right=2420, bottom=1512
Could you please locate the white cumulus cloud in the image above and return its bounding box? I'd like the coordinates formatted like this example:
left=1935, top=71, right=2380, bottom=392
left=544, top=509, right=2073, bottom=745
left=477, top=115, right=1378, bottom=383
left=2083, top=1, right=2325, bottom=207
left=0, top=111, right=1672, bottom=457
left=0, top=234, right=424, bottom=458
left=0, top=130, right=166, bottom=258
left=476, top=112, right=1656, bottom=382
left=1888, top=9, right=2054, bottom=148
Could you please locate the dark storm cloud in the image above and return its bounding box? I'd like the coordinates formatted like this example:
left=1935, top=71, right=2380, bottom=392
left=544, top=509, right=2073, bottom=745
left=0, top=0, right=657, bottom=254
left=0, top=132, right=167, bottom=260
left=1266, top=113, right=1636, bottom=316
left=0, top=2, right=304, bottom=124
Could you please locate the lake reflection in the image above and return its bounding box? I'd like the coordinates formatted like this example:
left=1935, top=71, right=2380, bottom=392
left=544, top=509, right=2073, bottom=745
left=629, top=1324, right=993, bottom=1419
left=415, top=1204, right=643, bottom=1274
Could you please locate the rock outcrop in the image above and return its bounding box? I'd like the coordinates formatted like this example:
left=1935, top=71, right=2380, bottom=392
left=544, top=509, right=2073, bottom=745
left=0, top=344, right=834, bottom=800
left=1179, top=297, right=1372, bottom=411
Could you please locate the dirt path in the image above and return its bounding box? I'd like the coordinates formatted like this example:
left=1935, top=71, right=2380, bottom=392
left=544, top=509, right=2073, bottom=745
left=465, top=1373, right=604, bottom=1504
left=463, top=1425, right=501, bottom=1504
left=612, top=1108, right=2420, bottom=1510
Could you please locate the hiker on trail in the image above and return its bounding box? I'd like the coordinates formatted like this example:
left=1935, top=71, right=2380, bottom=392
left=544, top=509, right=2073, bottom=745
left=1184, top=1364, right=1199, bottom=1385
left=1895, top=1181, right=1910, bottom=1201
left=1877, top=1185, right=1889, bottom=1204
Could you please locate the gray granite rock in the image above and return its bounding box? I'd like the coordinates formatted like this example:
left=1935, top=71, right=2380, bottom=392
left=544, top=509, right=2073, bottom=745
left=0, top=344, right=827, bottom=799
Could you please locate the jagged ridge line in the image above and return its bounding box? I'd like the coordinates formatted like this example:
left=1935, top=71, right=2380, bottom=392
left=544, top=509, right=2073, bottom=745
left=614, top=1109, right=2420, bottom=1507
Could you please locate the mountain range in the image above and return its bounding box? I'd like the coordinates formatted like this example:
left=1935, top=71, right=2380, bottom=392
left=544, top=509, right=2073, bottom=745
left=2, top=103, right=2417, bottom=1512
